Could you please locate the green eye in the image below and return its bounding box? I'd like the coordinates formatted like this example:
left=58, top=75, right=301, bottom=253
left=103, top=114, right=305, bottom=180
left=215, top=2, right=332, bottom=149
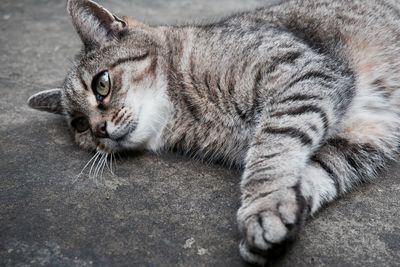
left=71, top=117, right=90, bottom=133
left=93, top=71, right=111, bottom=98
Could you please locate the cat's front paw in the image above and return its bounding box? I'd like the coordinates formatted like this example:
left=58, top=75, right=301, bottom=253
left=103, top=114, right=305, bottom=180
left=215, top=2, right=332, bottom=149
left=237, top=185, right=309, bottom=265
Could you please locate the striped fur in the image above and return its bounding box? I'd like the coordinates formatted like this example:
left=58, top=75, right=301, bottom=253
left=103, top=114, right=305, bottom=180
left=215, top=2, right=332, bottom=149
left=28, top=0, right=400, bottom=265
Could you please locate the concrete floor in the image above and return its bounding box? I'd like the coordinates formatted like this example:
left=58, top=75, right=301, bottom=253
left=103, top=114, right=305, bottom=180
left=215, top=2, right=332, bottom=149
left=1, top=0, right=399, bottom=266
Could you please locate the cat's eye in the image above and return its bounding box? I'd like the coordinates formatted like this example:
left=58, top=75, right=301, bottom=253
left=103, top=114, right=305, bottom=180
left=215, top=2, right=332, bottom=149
left=92, top=70, right=111, bottom=99
left=71, top=117, right=90, bottom=133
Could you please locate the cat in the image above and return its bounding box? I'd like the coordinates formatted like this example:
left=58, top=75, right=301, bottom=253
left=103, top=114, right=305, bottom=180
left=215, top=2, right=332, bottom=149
left=28, top=0, right=400, bottom=265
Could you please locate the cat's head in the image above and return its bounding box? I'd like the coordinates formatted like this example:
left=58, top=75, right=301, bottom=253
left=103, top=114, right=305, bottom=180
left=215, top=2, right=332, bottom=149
left=28, top=0, right=171, bottom=154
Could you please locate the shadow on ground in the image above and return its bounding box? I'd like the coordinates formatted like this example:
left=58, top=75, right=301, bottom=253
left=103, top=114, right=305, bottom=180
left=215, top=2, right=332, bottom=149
left=0, top=0, right=399, bottom=266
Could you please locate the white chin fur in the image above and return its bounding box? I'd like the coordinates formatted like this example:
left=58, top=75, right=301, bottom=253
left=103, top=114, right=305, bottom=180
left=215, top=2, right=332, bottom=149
left=121, top=79, right=172, bottom=152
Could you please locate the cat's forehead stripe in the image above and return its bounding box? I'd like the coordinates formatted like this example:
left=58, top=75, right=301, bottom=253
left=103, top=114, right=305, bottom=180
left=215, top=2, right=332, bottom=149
left=63, top=75, right=92, bottom=115
left=80, top=45, right=148, bottom=70
left=109, top=52, right=149, bottom=69
left=78, top=73, right=89, bottom=91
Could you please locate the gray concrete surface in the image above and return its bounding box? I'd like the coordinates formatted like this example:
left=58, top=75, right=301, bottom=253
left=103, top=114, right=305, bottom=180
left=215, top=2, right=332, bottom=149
left=0, top=0, right=399, bottom=266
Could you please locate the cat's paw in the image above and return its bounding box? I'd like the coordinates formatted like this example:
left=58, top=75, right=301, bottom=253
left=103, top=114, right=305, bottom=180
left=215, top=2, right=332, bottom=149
left=237, top=185, right=309, bottom=265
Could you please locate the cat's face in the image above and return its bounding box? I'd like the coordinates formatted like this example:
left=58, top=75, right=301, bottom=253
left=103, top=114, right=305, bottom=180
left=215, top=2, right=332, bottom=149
left=28, top=0, right=171, bottom=153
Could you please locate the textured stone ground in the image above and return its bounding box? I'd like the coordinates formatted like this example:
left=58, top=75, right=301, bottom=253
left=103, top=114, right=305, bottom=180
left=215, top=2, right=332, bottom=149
left=0, top=0, right=399, bottom=266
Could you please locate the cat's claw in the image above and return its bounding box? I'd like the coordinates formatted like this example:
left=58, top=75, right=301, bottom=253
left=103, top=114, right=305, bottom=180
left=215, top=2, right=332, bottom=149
left=237, top=187, right=309, bottom=265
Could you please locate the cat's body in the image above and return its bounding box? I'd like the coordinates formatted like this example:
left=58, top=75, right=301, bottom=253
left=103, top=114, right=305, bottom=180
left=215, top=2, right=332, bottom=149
left=28, top=0, right=400, bottom=264
left=163, top=0, right=400, bottom=162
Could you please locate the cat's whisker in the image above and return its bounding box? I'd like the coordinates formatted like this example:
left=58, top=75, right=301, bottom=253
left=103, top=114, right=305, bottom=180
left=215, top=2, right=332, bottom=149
left=113, top=153, right=121, bottom=173
left=148, top=124, right=159, bottom=136
left=151, top=114, right=173, bottom=134
left=95, top=156, right=103, bottom=185
left=94, top=153, right=107, bottom=184
left=100, top=154, right=108, bottom=184
left=105, top=154, right=111, bottom=175
left=82, top=151, right=100, bottom=174
left=89, top=153, right=100, bottom=179
left=117, top=152, right=125, bottom=162
left=109, top=152, right=116, bottom=176
left=88, top=152, right=102, bottom=181
left=72, top=151, right=100, bottom=184
left=92, top=153, right=105, bottom=182
left=101, top=153, right=110, bottom=182
left=111, top=153, right=116, bottom=174
left=153, top=114, right=173, bottom=134
left=104, top=153, right=111, bottom=173
left=93, top=154, right=104, bottom=186
left=147, top=117, right=172, bottom=154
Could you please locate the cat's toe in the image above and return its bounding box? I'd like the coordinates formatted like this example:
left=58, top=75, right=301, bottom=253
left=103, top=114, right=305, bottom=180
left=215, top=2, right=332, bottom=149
left=237, top=187, right=309, bottom=265
left=244, top=211, right=288, bottom=249
left=239, top=240, right=267, bottom=266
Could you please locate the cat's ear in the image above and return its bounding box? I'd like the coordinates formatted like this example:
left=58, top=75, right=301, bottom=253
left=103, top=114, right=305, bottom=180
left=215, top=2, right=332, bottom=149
left=67, top=0, right=127, bottom=49
left=27, top=88, right=64, bottom=115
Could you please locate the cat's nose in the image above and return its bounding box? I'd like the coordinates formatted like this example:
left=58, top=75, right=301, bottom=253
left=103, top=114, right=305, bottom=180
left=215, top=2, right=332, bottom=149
left=93, top=121, right=109, bottom=138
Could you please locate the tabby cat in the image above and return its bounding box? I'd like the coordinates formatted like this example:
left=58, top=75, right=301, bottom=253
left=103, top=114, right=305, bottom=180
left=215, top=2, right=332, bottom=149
left=28, top=0, right=400, bottom=264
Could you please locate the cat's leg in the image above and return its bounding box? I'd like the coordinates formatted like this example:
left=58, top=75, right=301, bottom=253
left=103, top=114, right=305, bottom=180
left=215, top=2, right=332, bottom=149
left=301, top=133, right=398, bottom=214
left=300, top=81, right=400, bottom=218
left=236, top=102, right=332, bottom=264
left=238, top=112, right=399, bottom=265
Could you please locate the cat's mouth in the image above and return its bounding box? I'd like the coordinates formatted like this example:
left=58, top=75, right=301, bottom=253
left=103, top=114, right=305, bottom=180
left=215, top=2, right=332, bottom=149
left=97, top=120, right=138, bottom=153
left=115, top=120, right=138, bottom=142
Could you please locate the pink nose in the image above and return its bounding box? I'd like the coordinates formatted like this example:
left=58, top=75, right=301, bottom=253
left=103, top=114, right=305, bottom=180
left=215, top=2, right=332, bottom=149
left=93, top=121, right=109, bottom=138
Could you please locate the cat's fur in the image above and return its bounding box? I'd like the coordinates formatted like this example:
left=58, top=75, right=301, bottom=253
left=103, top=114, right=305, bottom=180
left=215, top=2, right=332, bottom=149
left=28, top=0, right=400, bottom=264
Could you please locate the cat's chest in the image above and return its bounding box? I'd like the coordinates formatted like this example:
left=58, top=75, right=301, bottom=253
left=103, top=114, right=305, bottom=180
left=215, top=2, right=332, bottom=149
left=164, top=111, right=255, bottom=165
